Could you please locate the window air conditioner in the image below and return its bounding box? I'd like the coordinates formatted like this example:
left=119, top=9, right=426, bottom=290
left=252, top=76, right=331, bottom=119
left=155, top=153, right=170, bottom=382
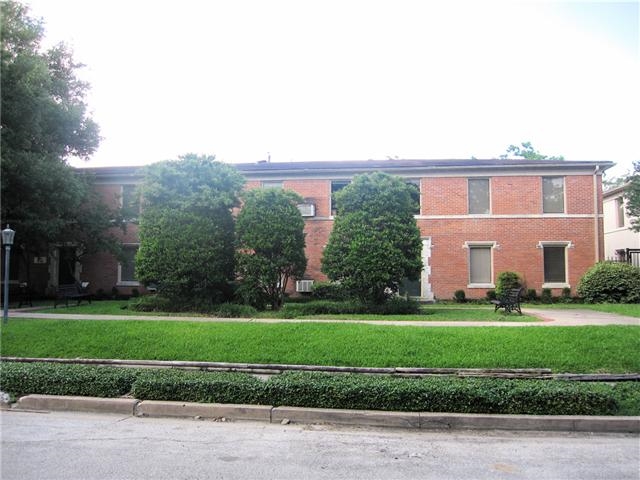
left=297, top=203, right=316, bottom=217
left=296, top=280, right=314, bottom=293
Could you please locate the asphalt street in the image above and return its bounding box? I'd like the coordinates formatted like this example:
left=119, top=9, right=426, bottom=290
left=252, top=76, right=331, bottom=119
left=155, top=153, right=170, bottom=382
left=1, top=410, right=638, bottom=480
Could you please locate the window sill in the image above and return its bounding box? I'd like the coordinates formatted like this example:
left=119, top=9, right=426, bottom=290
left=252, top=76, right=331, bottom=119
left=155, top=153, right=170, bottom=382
left=542, top=283, right=570, bottom=289
left=117, top=281, right=140, bottom=287
left=467, top=283, right=495, bottom=289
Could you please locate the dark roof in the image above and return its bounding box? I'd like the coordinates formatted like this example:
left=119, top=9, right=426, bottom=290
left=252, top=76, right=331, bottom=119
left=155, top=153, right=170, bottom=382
left=80, top=158, right=614, bottom=180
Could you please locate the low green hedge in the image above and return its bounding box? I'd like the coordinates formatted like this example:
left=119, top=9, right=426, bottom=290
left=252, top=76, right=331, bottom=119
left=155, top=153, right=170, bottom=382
left=1, top=362, right=636, bottom=415
left=0, top=362, right=139, bottom=398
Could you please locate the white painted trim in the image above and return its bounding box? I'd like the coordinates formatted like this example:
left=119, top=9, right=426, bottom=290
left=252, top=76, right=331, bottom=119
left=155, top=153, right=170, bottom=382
left=414, top=214, right=599, bottom=220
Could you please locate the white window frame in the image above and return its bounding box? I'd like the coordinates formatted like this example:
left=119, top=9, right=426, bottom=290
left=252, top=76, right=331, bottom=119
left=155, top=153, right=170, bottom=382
left=117, top=243, right=140, bottom=287
left=537, top=241, right=572, bottom=288
left=467, top=178, right=491, bottom=215
left=464, top=241, right=497, bottom=288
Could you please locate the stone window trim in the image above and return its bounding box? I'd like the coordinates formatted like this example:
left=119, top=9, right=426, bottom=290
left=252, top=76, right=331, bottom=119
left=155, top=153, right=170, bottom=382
left=537, top=240, right=573, bottom=288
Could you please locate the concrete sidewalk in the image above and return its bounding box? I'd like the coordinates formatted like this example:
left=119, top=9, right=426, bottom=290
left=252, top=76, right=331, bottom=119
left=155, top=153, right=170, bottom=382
left=7, top=307, right=640, bottom=326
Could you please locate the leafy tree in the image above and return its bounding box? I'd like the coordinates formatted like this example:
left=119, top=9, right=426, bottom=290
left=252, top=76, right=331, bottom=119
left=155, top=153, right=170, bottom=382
left=322, top=172, right=423, bottom=304
left=625, top=161, right=640, bottom=232
left=236, top=188, right=307, bottom=310
left=1, top=1, right=118, bottom=282
left=500, top=141, right=564, bottom=160
left=135, top=155, right=244, bottom=305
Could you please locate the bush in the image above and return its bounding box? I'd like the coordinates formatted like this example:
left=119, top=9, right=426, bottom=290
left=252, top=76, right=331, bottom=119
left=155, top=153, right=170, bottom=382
left=541, top=288, right=553, bottom=304
left=0, top=362, right=139, bottom=398
left=453, top=290, right=466, bottom=303
left=560, top=287, right=573, bottom=303
left=1, top=362, right=630, bottom=416
left=526, top=288, right=538, bottom=301
left=495, top=271, right=521, bottom=297
left=131, top=369, right=264, bottom=404
left=213, top=303, right=258, bottom=318
left=577, top=262, right=640, bottom=303
left=311, top=281, right=350, bottom=301
left=281, top=298, right=420, bottom=316
left=129, top=295, right=178, bottom=312
left=486, top=290, right=497, bottom=301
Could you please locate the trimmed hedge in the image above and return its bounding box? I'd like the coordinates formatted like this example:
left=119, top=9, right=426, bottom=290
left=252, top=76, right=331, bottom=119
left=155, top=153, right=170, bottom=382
left=1, top=362, right=635, bottom=415
left=280, top=298, right=421, bottom=317
left=577, top=262, right=640, bottom=303
left=131, top=368, right=264, bottom=404
left=0, top=362, right=139, bottom=398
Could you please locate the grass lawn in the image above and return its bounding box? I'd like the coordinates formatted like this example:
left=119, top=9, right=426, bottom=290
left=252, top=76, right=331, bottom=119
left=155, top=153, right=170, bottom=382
left=37, top=300, right=538, bottom=321
left=535, top=303, right=640, bottom=318
left=2, top=319, right=638, bottom=373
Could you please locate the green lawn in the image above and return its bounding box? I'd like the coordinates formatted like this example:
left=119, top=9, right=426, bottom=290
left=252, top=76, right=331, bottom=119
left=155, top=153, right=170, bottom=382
left=536, top=303, right=640, bottom=317
left=2, top=319, right=638, bottom=373
left=37, top=300, right=538, bottom=321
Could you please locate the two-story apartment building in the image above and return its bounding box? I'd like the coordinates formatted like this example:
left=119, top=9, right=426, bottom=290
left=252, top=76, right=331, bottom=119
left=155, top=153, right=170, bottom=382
left=603, top=183, right=640, bottom=266
left=66, top=158, right=610, bottom=301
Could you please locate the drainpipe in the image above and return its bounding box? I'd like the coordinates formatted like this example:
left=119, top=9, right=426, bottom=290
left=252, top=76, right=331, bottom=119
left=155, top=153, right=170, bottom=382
left=593, top=165, right=601, bottom=262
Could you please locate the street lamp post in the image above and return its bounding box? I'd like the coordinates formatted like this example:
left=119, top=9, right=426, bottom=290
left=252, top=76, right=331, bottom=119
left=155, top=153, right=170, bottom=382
left=2, top=225, right=16, bottom=324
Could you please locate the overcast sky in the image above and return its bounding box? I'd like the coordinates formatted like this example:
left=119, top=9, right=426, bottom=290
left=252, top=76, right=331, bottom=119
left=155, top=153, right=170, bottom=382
left=25, top=0, right=640, bottom=177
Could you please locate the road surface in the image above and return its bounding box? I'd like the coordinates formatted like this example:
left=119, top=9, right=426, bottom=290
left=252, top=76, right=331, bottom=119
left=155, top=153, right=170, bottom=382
left=1, top=410, right=638, bottom=479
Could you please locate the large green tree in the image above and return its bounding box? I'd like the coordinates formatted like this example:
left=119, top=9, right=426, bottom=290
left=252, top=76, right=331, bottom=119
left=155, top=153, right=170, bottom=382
left=625, top=161, right=640, bottom=232
left=1, top=1, right=118, bottom=278
left=236, top=188, right=307, bottom=310
left=322, top=172, right=423, bottom=304
left=135, top=155, right=245, bottom=305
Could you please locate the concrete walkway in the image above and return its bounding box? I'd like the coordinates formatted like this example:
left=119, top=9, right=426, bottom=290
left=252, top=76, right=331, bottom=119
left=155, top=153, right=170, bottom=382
left=7, top=307, right=640, bottom=326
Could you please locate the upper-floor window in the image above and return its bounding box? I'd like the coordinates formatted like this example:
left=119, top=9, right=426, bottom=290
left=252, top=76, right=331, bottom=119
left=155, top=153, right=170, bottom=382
left=616, top=197, right=626, bottom=228
left=121, top=185, right=141, bottom=219
left=542, top=177, right=564, bottom=213
left=331, top=180, right=350, bottom=215
left=468, top=178, right=490, bottom=215
left=261, top=181, right=283, bottom=189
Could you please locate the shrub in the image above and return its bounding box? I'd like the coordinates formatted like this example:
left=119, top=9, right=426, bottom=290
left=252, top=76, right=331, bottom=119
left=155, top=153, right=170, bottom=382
left=559, top=287, right=573, bottom=303
left=0, top=362, right=139, bottom=398
left=577, top=262, right=640, bottom=303
left=526, top=289, right=538, bottom=302
left=311, top=281, right=350, bottom=301
left=213, top=303, right=258, bottom=318
left=1, top=363, right=631, bottom=416
left=131, top=369, right=264, bottom=404
left=486, top=290, right=497, bottom=301
left=541, top=288, right=553, bottom=304
left=453, top=290, right=466, bottom=303
left=495, top=271, right=521, bottom=297
left=129, top=295, right=177, bottom=312
left=281, top=298, right=420, bottom=316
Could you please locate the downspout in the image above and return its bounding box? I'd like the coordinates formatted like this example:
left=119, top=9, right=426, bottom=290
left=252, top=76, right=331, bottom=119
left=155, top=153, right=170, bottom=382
left=594, top=165, right=601, bottom=263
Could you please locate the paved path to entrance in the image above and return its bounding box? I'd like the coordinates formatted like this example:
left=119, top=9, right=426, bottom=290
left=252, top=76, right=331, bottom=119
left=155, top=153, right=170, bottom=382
left=8, top=307, right=639, bottom=326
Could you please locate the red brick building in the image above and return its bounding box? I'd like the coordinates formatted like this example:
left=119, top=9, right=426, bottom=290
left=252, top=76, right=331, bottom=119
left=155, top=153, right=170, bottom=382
left=46, top=159, right=613, bottom=301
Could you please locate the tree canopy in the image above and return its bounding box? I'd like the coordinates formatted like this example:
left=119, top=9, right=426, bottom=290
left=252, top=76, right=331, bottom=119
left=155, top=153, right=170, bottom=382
left=625, top=161, right=640, bottom=232
left=236, top=188, right=307, bottom=309
left=321, top=172, right=423, bottom=304
left=500, top=142, right=564, bottom=160
left=135, top=154, right=245, bottom=304
left=1, top=1, right=117, bottom=271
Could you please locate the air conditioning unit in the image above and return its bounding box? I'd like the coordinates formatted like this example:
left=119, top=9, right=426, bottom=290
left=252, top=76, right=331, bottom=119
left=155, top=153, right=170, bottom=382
left=296, top=280, right=314, bottom=293
left=297, top=203, right=316, bottom=217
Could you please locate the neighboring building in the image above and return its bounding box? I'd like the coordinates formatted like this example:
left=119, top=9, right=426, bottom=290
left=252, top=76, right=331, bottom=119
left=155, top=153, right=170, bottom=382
left=603, top=183, right=640, bottom=266
left=21, top=158, right=613, bottom=301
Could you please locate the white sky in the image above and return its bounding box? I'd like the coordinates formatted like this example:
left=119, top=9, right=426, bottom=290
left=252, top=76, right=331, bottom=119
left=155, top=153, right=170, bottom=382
left=25, top=0, right=640, bottom=177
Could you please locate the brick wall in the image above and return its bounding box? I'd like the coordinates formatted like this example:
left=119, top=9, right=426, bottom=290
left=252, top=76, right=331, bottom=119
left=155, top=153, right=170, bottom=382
left=80, top=170, right=604, bottom=301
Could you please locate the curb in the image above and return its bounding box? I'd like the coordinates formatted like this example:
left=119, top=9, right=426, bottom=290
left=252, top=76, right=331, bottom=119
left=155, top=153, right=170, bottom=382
left=10, top=395, right=640, bottom=433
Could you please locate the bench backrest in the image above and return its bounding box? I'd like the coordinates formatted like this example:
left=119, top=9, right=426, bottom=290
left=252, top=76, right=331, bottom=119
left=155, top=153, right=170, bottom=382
left=57, top=284, right=80, bottom=295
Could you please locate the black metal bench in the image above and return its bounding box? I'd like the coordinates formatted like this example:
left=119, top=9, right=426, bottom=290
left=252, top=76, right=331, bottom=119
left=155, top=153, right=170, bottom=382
left=54, top=283, right=91, bottom=308
left=491, top=287, right=523, bottom=315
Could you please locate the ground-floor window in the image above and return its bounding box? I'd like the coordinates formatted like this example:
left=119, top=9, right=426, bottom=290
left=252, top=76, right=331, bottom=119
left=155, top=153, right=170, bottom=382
left=118, top=244, right=140, bottom=286
left=539, top=241, right=571, bottom=287
left=466, top=242, right=496, bottom=288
